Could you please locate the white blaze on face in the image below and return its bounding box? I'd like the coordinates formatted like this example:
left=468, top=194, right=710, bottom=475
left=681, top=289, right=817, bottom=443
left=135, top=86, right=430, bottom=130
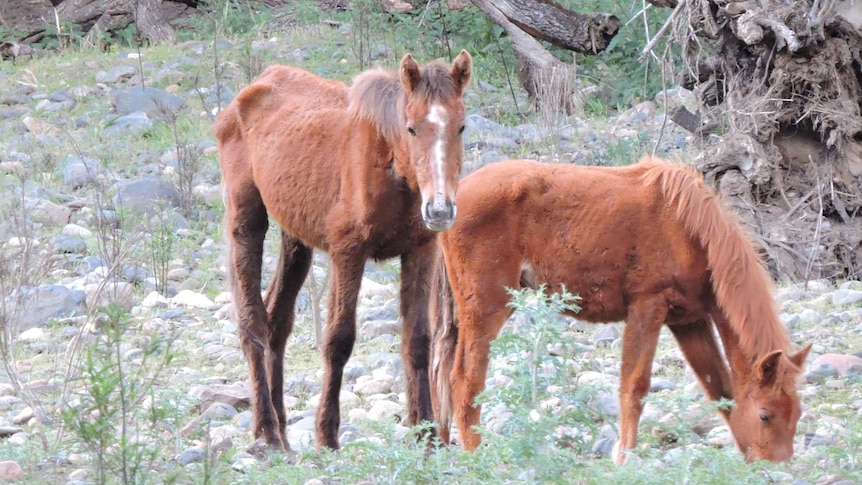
left=426, top=103, right=449, bottom=198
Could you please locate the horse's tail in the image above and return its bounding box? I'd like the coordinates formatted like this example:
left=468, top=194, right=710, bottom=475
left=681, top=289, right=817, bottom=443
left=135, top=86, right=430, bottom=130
left=644, top=157, right=789, bottom=359
left=429, top=249, right=457, bottom=444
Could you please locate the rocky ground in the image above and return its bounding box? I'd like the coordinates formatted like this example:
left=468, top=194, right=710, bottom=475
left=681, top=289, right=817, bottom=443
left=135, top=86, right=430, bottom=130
left=0, top=36, right=860, bottom=484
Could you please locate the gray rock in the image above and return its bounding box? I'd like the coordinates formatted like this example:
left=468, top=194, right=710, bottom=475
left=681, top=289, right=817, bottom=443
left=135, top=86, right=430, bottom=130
left=464, top=114, right=520, bottom=147
left=592, top=325, right=619, bottom=347
left=591, top=437, right=615, bottom=457
left=798, top=308, right=824, bottom=325
left=150, top=210, right=188, bottom=231
left=51, top=235, right=87, bottom=254
left=780, top=313, right=801, bottom=330
left=353, top=375, right=394, bottom=395
left=839, top=281, right=862, bottom=291
left=833, top=289, right=862, bottom=306
left=343, top=361, right=368, bottom=381
left=805, top=361, right=839, bottom=382
left=5, top=284, right=85, bottom=331
left=0, top=427, right=23, bottom=437
left=358, top=300, right=398, bottom=323
left=654, top=87, right=698, bottom=113
left=359, top=319, right=400, bottom=339
left=515, top=123, right=546, bottom=144
left=112, top=176, right=180, bottom=215
left=104, top=112, right=152, bottom=137
left=2, top=94, right=30, bottom=105
left=69, top=85, right=92, bottom=99
left=777, top=287, right=809, bottom=302
left=287, top=416, right=316, bottom=453
left=78, top=256, right=106, bottom=273
left=467, top=150, right=507, bottom=174
left=804, top=433, right=835, bottom=447
left=597, top=394, right=619, bottom=417
left=284, top=374, right=320, bottom=396
left=367, top=400, right=402, bottom=422
left=650, top=378, right=675, bottom=392
left=11, top=408, right=33, bottom=425
left=23, top=197, right=70, bottom=225
left=205, top=84, right=235, bottom=109
left=365, top=352, right=402, bottom=374
left=172, top=290, right=215, bottom=309
left=177, top=447, right=206, bottom=465
left=233, top=411, right=253, bottom=431
left=112, top=86, right=184, bottom=119
left=95, top=66, right=138, bottom=84
left=84, top=281, right=134, bottom=311
left=62, top=155, right=102, bottom=189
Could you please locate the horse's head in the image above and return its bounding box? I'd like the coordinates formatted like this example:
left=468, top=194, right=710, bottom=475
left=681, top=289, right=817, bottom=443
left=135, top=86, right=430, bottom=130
left=728, top=344, right=811, bottom=462
left=399, top=50, right=472, bottom=231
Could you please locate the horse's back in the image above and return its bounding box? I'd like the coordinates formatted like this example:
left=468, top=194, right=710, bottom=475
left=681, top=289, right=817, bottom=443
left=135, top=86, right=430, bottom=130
left=253, top=64, right=348, bottom=109
left=448, top=158, right=712, bottom=323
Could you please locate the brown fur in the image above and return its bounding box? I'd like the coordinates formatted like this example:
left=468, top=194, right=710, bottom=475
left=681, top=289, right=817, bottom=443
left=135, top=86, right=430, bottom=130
left=431, top=157, right=811, bottom=463
left=217, top=51, right=472, bottom=452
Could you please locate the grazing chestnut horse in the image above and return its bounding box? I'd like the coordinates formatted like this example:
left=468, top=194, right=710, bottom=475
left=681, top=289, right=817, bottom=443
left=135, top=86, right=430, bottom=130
left=216, top=51, right=472, bottom=452
left=430, top=157, right=811, bottom=464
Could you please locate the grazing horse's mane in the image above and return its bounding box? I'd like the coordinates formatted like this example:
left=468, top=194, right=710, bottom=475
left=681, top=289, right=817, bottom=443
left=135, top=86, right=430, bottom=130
left=640, top=157, right=791, bottom=361
left=348, top=61, right=459, bottom=145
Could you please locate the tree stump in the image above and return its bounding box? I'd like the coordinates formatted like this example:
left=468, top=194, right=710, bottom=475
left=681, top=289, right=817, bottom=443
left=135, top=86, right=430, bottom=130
left=648, top=0, right=862, bottom=280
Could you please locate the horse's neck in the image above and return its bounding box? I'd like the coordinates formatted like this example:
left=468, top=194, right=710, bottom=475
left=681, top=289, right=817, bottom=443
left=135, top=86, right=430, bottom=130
left=713, top=312, right=755, bottom=383
left=390, top=140, right=419, bottom=191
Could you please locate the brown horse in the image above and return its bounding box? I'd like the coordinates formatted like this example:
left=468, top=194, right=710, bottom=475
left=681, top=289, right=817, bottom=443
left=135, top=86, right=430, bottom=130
left=430, top=157, right=811, bottom=464
left=216, top=51, right=472, bottom=452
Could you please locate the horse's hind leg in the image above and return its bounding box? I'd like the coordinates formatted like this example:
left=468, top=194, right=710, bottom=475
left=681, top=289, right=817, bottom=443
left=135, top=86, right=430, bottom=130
left=614, top=297, right=666, bottom=465
left=225, top=186, right=283, bottom=448
left=316, top=247, right=365, bottom=449
left=399, top=241, right=437, bottom=434
left=264, top=232, right=312, bottom=443
left=668, top=320, right=733, bottom=415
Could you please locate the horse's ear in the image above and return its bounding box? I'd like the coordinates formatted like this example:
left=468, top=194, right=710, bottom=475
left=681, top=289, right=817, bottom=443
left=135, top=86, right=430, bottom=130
left=788, top=344, right=812, bottom=370
left=451, top=49, right=472, bottom=96
left=235, top=83, right=274, bottom=133
left=757, top=350, right=784, bottom=386
left=400, top=53, right=421, bottom=93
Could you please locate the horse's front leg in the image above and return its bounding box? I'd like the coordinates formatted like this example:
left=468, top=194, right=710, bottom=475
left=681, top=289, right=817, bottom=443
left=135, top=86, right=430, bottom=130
left=614, top=297, right=666, bottom=465
left=316, top=248, right=365, bottom=450
left=399, top=241, right=437, bottom=433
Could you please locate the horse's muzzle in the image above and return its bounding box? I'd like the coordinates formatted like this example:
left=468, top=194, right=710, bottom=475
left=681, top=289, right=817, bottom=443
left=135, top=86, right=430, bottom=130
left=422, top=196, right=457, bottom=231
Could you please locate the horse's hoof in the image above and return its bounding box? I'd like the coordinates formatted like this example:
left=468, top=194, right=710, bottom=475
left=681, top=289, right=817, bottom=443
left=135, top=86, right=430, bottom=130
left=246, top=438, right=292, bottom=461
left=612, top=441, right=629, bottom=465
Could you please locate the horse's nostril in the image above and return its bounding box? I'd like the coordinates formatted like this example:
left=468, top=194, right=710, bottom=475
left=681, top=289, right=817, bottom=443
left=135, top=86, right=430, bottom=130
left=423, top=197, right=456, bottom=228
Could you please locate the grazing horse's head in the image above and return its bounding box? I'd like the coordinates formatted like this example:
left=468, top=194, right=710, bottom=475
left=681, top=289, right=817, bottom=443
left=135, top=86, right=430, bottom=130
left=399, top=50, right=472, bottom=231
left=728, top=345, right=810, bottom=462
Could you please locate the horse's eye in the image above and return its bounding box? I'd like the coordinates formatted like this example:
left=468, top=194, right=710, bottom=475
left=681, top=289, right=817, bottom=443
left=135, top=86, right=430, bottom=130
left=407, top=126, right=417, bottom=136
left=759, top=410, right=770, bottom=423
left=458, top=125, right=465, bottom=135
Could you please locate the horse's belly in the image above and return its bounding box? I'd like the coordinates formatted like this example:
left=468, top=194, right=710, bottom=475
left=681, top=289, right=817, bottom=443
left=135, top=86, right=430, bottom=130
left=526, top=263, right=628, bottom=323
left=258, top=187, right=331, bottom=250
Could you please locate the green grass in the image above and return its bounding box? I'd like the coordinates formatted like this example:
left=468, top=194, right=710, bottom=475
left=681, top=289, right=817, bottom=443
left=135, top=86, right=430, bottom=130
left=0, top=4, right=858, bottom=484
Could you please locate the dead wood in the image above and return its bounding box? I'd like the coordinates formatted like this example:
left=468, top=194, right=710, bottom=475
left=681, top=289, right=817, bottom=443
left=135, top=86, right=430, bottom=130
left=652, top=0, right=862, bottom=280
left=470, top=0, right=619, bottom=104
left=0, top=0, right=195, bottom=48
